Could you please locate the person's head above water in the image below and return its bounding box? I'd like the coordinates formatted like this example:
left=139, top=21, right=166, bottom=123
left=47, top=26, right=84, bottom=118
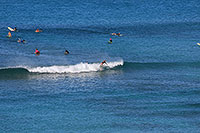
left=65, top=50, right=69, bottom=54
left=35, top=49, right=40, bottom=54
left=35, top=29, right=41, bottom=32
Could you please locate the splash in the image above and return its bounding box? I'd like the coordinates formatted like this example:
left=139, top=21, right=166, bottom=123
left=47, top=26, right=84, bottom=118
left=27, top=60, right=124, bottom=73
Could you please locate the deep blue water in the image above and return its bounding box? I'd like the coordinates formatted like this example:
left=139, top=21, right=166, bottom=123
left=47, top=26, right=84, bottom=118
left=1, top=0, right=200, bottom=132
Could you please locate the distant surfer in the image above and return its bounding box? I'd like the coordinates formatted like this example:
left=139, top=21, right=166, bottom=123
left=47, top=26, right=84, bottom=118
left=64, top=50, right=69, bottom=55
left=13, top=27, right=17, bottom=31
left=100, top=60, right=107, bottom=66
left=112, top=33, right=121, bottom=36
left=108, top=38, right=112, bottom=44
left=7, top=32, right=12, bottom=38
left=8, top=27, right=16, bottom=32
left=17, top=38, right=26, bottom=43
left=34, top=49, right=40, bottom=55
left=116, top=33, right=121, bottom=36
left=35, top=29, right=42, bottom=33
left=112, top=33, right=117, bottom=35
left=17, top=38, right=21, bottom=43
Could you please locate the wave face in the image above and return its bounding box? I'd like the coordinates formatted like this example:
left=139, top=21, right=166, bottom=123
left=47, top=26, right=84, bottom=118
left=0, top=68, right=29, bottom=75
left=1, top=60, right=200, bottom=75
left=26, top=60, right=123, bottom=74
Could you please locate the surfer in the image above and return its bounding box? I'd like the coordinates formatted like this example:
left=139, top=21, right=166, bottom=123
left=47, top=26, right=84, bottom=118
left=34, top=49, right=40, bottom=55
left=7, top=32, right=11, bottom=38
left=35, top=29, right=42, bottom=32
left=64, top=50, right=69, bottom=55
left=112, top=33, right=121, bottom=36
left=116, top=33, right=121, bottom=36
left=109, top=38, right=112, bottom=43
left=17, top=38, right=21, bottom=43
left=100, top=60, right=107, bottom=66
left=17, top=38, right=26, bottom=43
left=13, top=27, right=17, bottom=31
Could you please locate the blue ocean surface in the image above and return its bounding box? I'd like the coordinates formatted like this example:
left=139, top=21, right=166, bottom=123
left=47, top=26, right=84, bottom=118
left=1, top=0, right=200, bottom=132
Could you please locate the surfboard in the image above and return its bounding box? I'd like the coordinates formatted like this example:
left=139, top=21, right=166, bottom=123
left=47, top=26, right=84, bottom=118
left=8, top=27, right=14, bottom=31
left=197, top=43, right=200, bottom=46
left=108, top=41, right=112, bottom=44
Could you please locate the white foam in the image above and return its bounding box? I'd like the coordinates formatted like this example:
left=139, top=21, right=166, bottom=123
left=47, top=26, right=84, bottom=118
left=27, top=60, right=124, bottom=73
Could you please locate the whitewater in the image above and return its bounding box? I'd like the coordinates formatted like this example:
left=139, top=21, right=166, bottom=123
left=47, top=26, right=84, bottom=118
left=20, top=60, right=123, bottom=74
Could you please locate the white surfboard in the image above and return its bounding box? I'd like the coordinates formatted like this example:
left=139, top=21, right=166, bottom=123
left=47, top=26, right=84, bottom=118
left=197, top=43, right=200, bottom=46
left=8, top=27, right=14, bottom=31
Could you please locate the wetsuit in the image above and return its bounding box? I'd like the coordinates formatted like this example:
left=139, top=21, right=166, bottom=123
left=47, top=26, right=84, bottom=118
left=101, top=60, right=107, bottom=65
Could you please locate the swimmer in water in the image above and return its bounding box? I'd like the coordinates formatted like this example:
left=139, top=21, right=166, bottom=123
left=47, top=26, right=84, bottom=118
left=34, top=48, right=40, bottom=55
left=35, top=29, right=42, bottom=32
left=17, top=38, right=21, bottom=43
left=7, top=32, right=12, bottom=38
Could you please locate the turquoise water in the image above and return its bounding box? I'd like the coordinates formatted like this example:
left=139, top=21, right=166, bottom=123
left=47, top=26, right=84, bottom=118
left=1, top=0, right=200, bottom=132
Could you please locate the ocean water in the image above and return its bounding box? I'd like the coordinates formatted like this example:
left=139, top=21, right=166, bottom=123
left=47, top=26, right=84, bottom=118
left=1, top=0, right=200, bottom=132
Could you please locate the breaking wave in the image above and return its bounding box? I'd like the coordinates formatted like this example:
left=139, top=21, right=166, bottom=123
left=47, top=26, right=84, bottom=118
left=28, top=60, right=123, bottom=73
left=0, top=60, right=124, bottom=74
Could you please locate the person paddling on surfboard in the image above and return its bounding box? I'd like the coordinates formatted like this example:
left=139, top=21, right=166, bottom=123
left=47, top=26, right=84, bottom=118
left=112, top=32, right=121, bottom=36
left=116, top=33, right=121, bottom=36
left=64, top=50, right=69, bottom=55
left=35, top=29, right=42, bottom=32
left=7, top=32, right=12, bottom=38
left=22, top=40, right=26, bottom=43
left=34, top=49, right=40, bottom=55
left=18, top=38, right=26, bottom=43
left=112, top=33, right=117, bottom=35
left=13, top=27, right=17, bottom=31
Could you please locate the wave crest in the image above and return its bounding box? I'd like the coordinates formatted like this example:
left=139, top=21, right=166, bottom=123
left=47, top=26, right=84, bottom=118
left=27, top=60, right=124, bottom=73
